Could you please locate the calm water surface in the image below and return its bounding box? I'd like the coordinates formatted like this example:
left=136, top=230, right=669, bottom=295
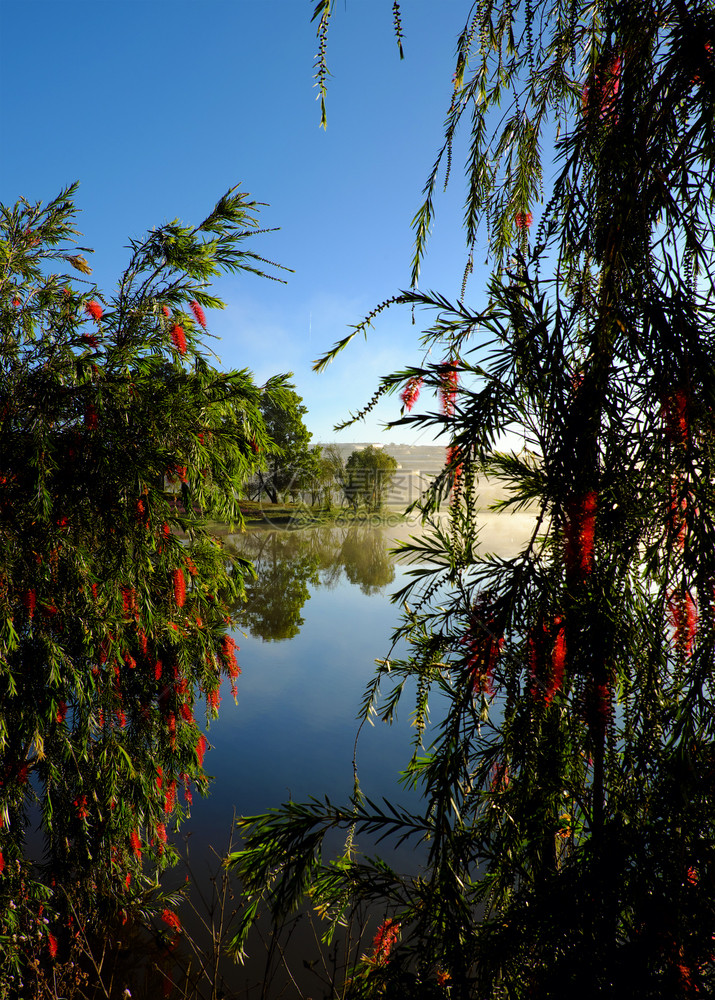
left=170, top=511, right=536, bottom=996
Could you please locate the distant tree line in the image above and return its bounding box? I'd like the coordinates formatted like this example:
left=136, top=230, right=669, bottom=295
left=247, top=393, right=399, bottom=511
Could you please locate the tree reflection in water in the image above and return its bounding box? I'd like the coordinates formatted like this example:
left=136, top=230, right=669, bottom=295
left=226, top=525, right=396, bottom=641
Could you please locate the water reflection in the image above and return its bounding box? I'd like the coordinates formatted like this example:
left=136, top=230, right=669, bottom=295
left=226, top=525, right=396, bottom=641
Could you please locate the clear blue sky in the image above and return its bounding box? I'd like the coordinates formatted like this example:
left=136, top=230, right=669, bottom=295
left=1, top=1, right=492, bottom=445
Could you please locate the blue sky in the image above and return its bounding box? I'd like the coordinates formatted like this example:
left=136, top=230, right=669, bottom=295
left=1, top=1, right=493, bottom=445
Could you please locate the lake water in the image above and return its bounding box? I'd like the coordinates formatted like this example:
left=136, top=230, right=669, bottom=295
left=167, top=510, right=537, bottom=997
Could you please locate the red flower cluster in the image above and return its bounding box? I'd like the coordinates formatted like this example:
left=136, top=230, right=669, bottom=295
left=0, top=850, right=5, bottom=875
left=170, top=324, right=187, bottom=355
left=583, top=53, right=622, bottom=122
left=400, top=376, right=422, bottom=412
left=75, top=795, right=89, bottom=820
left=56, top=700, right=67, bottom=724
left=47, top=932, right=58, bottom=960
left=220, top=634, right=240, bottom=679
left=515, top=211, right=533, bottom=229
left=661, top=390, right=689, bottom=446
left=81, top=332, right=99, bottom=348
left=439, top=361, right=458, bottom=416
left=564, top=491, right=597, bottom=579
left=130, top=829, right=142, bottom=860
left=190, top=300, right=207, bottom=328
left=121, top=586, right=139, bottom=621
left=489, top=761, right=510, bottom=792
left=162, top=305, right=171, bottom=318
left=164, top=786, right=179, bottom=820
left=369, top=918, right=400, bottom=965
left=161, top=908, right=182, bottom=935
left=173, top=568, right=186, bottom=608
left=85, top=404, right=98, bottom=431
left=24, top=589, right=36, bottom=619
left=528, top=616, right=566, bottom=705
left=207, top=687, right=221, bottom=712
left=85, top=300, right=103, bottom=322
left=668, top=590, right=697, bottom=658
left=462, top=597, right=503, bottom=695
left=196, top=733, right=209, bottom=766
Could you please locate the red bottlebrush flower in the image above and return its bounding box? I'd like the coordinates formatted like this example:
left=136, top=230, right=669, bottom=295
left=599, top=54, right=621, bottom=119
left=130, top=829, right=142, bottom=859
left=156, top=766, right=163, bottom=790
left=564, top=491, right=597, bottom=579
left=56, top=700, right=67, bottom=724
left=85, top=404, right=98, bottom=431
left=156, top=822, right=167, bottom=846
left=544, top=618, right=566, bottom=706
left=167, top=712, right=176, bottom=736
left=24, top=589, right=36, bottom=619
left=370, top=918, right=400, bottom=965
left=0, top=851, right=4, bottom=875
left=189, top=300, right=207, bottom=328
left=583, top=53, right=622, bottom=121
left=661, top=390, right=689, bottom=446
left=170, top=324, right=187, bottom=355
left=162, top=522, right=171, bottom=539
left=123, top=652, right=137, bottom=670
left=400, top=376, right=423, bottom=412
left=75, top=795, right=89, bottom=820
left=207, top=687, right=221, bottom=712
left=48, top=931, right=58, bottom=959
left=489, top=761, right=510, bottom=792
left=515, top=211, right=533, bottom=229
left=175, top=465, right=187, bottom=484
left=164, top=779, right=177, bottom=814
left=85, top=300, right=103, bottom=322
left=219, top=635, right=240, bottom=678
left=196, top=733, right=209, bottom=766
left=173, top=568, right=186, bottom=608
left=11, top=297, right=21, bottom=308
left=687, top=866, right=698, bottom=885
left=161, top=908, right=182, bottom=935
left=462, top=596, right=503, bottom=695
left=116, top=709, right=127, bottom=728
left=439, top=361, right=459, bottom=416
left=668, top=480, right=688, bottom=550
left=125, top=873, right=131, bottom=889
left=91, top=583, right=98, bottom=601
left=668, top=590, right=698, bottom=657
left=185, top=557, right=198, bottom=577
left=162, top=305, right=171, bottom=318
left=155, top=659, right=163, bottom=681
left=138, top=630, right=148, bottom=655
left=135, top=496, right=148, bottom=524
left=179, top=703, right=193, bottom=722
left=81, top=332, right=99, bottom=348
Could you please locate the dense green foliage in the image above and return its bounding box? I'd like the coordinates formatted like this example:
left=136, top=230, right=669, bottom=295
left=0, top=184, right=290, bottom=985
left=231, top=2, right=715, bottom=997
left=251, top=385, right=313, bottom=503
left=344, top=446, right=399, bottom=511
